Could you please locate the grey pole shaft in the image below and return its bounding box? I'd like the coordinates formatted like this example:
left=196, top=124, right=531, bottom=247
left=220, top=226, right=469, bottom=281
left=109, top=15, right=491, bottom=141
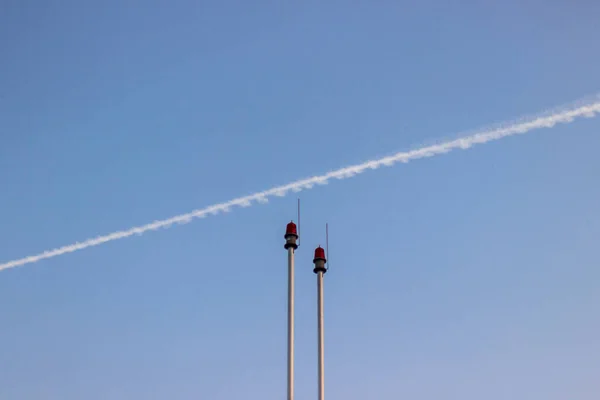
left=317, top=270, right=325, bottom=400
left=287, top=247, right=295, bottom=400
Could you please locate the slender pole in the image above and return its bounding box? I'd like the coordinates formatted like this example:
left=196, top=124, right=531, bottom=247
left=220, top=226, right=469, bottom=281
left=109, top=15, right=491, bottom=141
left=287, top=247, right=295, bottom=400
left=317, top=270, right=325, bottom=400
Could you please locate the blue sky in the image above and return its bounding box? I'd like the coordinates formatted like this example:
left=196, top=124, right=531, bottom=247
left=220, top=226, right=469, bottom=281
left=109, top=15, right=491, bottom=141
left=1, top=1, right=599, bottom=398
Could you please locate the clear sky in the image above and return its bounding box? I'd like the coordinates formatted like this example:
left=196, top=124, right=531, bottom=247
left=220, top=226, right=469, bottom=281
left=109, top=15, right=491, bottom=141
left=1, top=1, right=599, bottom=399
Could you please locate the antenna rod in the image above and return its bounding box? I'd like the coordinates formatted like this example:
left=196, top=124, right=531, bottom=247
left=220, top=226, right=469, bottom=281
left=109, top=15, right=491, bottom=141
left=326, top=223, right=329, bottom=270
left=284, top=221, right=299, bottom=400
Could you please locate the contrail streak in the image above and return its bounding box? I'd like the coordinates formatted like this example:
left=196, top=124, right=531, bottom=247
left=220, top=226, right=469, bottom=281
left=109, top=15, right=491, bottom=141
left=2, top=96, right=600, bottom=272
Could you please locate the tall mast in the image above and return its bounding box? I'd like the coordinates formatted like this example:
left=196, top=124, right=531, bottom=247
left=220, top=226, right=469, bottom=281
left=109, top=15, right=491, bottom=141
left=313, top=243, right=327, bottom=400
left=284, top=220, right=299, bottom=400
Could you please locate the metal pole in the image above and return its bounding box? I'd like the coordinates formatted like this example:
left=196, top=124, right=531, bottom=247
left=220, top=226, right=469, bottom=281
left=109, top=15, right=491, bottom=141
left=317, top=270, right=325, bottom=400
left=287, top=247, right=295, bottom=400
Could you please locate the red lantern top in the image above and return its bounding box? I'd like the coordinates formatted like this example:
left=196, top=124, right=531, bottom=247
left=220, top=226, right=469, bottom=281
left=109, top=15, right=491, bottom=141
left=285, top=221, right=298, bottom=237
left=313, top=246, right=326, bottom=261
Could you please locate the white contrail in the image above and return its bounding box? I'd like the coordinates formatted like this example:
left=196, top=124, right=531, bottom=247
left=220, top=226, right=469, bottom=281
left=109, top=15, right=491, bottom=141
left=2, top=96, right=600, bottom=272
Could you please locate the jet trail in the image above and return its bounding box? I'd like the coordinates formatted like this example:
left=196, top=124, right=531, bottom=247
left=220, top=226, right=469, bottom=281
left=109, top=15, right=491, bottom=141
left=2, top=96, right=600, bottom=272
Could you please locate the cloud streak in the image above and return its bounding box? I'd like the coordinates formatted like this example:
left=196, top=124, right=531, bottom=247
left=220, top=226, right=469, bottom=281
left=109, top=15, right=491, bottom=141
left=2, top=96, right=600, bottom=272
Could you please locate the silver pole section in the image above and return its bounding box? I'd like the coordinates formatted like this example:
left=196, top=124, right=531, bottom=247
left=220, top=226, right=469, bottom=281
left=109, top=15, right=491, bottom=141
left=285, top=221, right=298, bottom=400
left=287, top=246, right=295, bottom=400
left=317, top=270, right=325, bottom=400
left=313, top=246, right=327, bottom=400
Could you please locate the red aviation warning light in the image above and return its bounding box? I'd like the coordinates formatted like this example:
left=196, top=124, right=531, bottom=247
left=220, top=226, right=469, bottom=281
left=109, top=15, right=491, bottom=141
left=285, top=199, right=301, bottom=250
left=285, top=221, right=298, bottom=238
left=313, top=246, right=326, bottom=262
left=284, top=221, right=298, bottom=250
left=313, top=246, right=327, bottom=274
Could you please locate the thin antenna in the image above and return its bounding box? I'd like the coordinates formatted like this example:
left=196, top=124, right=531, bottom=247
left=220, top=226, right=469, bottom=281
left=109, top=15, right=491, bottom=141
left=325, top=223, right=329, bottom=271
left=297, top=199, right=301, bottom=247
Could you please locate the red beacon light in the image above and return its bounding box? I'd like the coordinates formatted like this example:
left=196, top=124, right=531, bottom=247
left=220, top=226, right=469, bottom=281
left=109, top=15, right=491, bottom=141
left=284, top=221, right=298, bottom=250
left=313, top=246, right=326, bottom=261
left=313, top=246, right=327, bottom=274
left=285, top=221, right=298, bottom=238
